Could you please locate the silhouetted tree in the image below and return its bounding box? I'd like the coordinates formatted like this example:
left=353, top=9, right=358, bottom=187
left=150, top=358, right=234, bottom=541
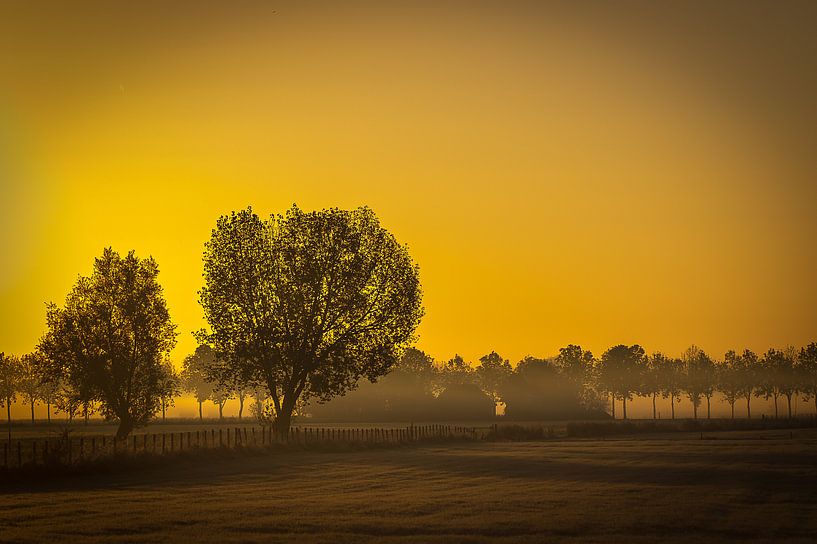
left=739, top=349, right=759, bottom=418
left=780, top=346, right=799, bottom=418
left=38, top=375, right=59, bottom=424
left=660, top=357, right=685, bottom=419
left=18, top=353, right=43, bottom=424
left=0, top=353, right=19, bottom=441
left=598, top=345, right=644, bottom=419
left=211, top=387, right=231, bottom=419
left=757, top=349, right=786, bottom=418
left=719, top=351, right=744, bottom=419
left=38, top=248, right=178, bottom=439
left=799, top=343, right=817, bottom=415
left=54, top=380, right=83, bottom=423
left=157, top=360, right=181, bottom=422
left=438, top=355, right=475, bottom=390
left=643, top=352, right=668, bottom=419
left=554, top=345, right=596, bottom=408
left=181, top=345, right=218, bottom=420
left=199, top=206, right=422, bottom=436
left=682, top=345, right=713, bottom=419
left=475, top=351, right=512, bottom=407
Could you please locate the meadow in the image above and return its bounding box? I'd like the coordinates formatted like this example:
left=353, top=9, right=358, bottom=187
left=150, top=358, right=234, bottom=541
left=2, top=428, right=816, bottom=543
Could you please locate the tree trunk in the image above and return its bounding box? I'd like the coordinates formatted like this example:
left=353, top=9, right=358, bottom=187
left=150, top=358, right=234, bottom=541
left=774, top=393, right=779, bottom=419
left=116, top=414, right=134, bottom=440
left=198, top=401, right=203, bottom=421
left=6, top=401, right=11, bottom=442
left=30, top=399, right=35, bottom=424
left=730, top=402, right=734, bottom=419
left=274, top=395, right=299, bottom=438
left=706, top=396, right=711, bottom=419
left=47, top=402, right=51, bottom=423
left=611, top=395, right=616, bottom=419
left=161, top=399, right=166, bottom=422
left=693, top=403, right=698, bottom=420
left=83, top=402, right=89, bottom=425
left=671, top=396, right=675, bottom=420
left=239, top=397, right=244, bottom=420
left=746, top=395, right=751, bottom=419
left=787, top=394, right=792, bottom=419
left=218, top=401, right=223, bottom=419
left=652, top=393, right=656, bottom=419
left=622, top=396, right=628, bottom=420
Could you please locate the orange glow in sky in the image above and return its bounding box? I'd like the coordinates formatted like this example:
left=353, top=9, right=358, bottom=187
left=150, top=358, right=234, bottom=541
left=2, top=0, right=816, bottom=404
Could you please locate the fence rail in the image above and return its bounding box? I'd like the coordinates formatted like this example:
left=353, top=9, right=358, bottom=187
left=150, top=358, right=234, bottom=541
left=1, top=424, right=478, bottom=470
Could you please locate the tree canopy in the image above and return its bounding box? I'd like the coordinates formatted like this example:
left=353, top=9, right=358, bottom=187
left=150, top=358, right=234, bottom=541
left=199, top=205, right=423, bottom=433
left=38, top=248, right=178, bottom=439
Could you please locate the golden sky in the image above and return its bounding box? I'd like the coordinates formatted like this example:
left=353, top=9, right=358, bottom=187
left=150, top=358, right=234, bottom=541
left=2, top=0, right=816, bottom=386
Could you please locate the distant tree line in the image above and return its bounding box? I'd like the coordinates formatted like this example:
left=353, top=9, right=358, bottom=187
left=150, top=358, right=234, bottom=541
left=305, top=343, right=817, bottom=422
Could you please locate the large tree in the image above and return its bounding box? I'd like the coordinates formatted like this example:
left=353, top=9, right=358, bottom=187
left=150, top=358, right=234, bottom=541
left=38, top=248, right=178, bottom=439
left=199, top=206, right=423, bottom=435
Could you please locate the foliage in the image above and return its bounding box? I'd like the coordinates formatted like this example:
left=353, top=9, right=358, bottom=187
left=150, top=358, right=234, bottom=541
left=198, top=205, right=423, bottom=434
left=38, top=248, right=178, bottom=439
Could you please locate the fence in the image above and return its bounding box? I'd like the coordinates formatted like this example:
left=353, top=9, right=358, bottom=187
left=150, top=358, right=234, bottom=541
left=1, top=424, right=478, bottom=470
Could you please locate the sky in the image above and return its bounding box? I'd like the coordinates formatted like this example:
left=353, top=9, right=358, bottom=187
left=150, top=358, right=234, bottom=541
left=1, top=1, right=816, bottom=416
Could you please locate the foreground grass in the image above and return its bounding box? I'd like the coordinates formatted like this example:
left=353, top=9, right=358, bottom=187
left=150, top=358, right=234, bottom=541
left=2, top=430, right=816, bottom=543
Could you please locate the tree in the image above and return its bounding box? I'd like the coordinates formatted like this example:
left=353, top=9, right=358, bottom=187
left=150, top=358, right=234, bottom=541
left=598, top=345, right=645, bottom=419
left=0, top=353, right=19, bottom=441
left=38, top=248, right=178, bottom=439
left=799, top=343, right=817, bottom=415
left=780, top=346, right=799, bottom=418
left=18, top=353, right=43, bottom=424
left=181, top=345, right=218, bottom=420
left=54, top=380, right=83, bottom=423
left=659, top=357, right=684, bottom=420
left=157, top=360, right=181, bottom=422
left=682, top=345, right=713, bottom=419
left=757, top=349, right=786, bottom=418
left=39, top=376, right=60, bottom=424
left=475, top=351, right=512, bottom=407
left=719, top=351, right=744, bottom=419
left=554, top=345, right=595, bottom=408
left=739, top=349, right=759, bottom=418
left=199, top=206, right=423, bottom=436
left=211, top=387, right=232, bottom=419
left=235, top=383, right=253, bottom=419
left=643, top=352, right=668, bottom=419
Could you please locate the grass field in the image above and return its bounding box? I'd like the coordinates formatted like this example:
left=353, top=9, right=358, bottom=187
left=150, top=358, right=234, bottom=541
left=2, top=429, right=817, bottom=543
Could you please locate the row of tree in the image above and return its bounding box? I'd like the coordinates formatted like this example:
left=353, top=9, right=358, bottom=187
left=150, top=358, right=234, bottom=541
left=4, top=205, right=814, bottom=439
left=306, top=344, right=817, bottom=422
